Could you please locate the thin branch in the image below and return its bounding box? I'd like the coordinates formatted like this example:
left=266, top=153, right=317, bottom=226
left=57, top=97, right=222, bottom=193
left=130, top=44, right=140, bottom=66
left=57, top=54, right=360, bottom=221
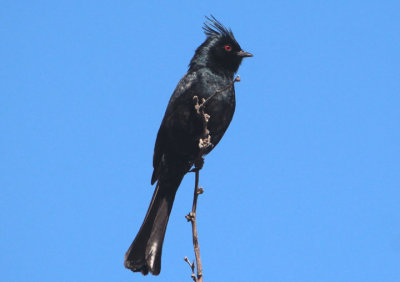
left=184, top=75, right=241, bottom=281
left=201, top=75, right=241, bottom=108
left=184, top=256, right=197, bottom=282
left=185, top=169, right=204, bottom=282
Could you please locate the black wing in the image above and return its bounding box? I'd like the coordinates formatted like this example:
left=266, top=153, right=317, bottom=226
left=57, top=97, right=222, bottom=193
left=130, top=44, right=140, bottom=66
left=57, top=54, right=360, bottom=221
left=151, top=71, right=199, bottom=184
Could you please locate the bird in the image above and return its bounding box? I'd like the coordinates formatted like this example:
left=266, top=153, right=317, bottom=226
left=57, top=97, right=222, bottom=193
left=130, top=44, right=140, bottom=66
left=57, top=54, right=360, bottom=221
left=124, top=15, right=252, bottom=275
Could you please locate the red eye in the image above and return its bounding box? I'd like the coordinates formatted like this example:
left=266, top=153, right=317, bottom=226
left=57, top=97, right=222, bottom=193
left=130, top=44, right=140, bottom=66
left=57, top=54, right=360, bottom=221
left=224, top=45, right=232, bottom=51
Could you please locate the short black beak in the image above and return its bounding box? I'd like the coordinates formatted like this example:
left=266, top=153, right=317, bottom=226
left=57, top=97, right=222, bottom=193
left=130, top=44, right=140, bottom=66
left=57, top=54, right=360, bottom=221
left=237, top=50, right=253, bottom=58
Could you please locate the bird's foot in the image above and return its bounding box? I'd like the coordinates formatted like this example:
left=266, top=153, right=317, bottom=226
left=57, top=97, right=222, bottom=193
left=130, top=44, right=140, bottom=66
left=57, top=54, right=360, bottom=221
left=190, top=157, right=204, bottom=172
left=195, top=157, right=204, bottom=170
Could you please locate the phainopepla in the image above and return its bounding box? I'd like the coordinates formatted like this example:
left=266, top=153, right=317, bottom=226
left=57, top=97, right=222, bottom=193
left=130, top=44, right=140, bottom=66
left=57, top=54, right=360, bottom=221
left=124, top=15, right=252, bottom=275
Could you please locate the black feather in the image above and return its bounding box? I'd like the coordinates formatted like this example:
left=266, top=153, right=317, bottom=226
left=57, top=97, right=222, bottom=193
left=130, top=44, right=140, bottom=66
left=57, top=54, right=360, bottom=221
left=203, top=15, right=235, bottom=41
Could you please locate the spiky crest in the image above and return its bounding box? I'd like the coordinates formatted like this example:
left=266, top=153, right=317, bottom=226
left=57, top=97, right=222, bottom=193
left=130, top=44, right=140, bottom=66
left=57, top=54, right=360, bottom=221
left=202, top=15, right=235, bottom=41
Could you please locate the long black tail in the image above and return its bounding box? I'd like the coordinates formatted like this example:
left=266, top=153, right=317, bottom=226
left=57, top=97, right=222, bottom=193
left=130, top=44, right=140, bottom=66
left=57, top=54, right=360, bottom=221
left=124, top=168, right=186, bottom=275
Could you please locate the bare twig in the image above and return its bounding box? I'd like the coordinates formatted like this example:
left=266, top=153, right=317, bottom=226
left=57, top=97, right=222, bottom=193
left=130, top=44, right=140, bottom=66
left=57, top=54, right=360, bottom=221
left=184, top=75, right=241, bottom=281
left=201, top=75, right=241, bottom=108
left=185, top=168, right=204, bottom=281
left=184, top=256, right=197, bottom=281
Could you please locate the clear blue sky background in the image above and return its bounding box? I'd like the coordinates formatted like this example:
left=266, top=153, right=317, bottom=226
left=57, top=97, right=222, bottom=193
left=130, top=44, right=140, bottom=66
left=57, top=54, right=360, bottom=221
left=1, top=1, right=399, bottom=281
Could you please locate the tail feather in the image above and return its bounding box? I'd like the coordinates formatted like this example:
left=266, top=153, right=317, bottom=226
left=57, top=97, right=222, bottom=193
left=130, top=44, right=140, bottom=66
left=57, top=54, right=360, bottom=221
left=124, top=163, right=188, bottom=275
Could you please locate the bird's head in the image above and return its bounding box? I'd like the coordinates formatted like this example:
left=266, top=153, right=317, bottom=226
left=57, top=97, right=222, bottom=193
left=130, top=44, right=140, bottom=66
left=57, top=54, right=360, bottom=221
left=189, top=16, right=253, bottom=75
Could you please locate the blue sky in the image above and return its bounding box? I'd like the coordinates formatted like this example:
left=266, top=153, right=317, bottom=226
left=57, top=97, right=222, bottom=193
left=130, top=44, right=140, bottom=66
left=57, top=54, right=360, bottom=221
left=1, top=1, right=399, bottom=281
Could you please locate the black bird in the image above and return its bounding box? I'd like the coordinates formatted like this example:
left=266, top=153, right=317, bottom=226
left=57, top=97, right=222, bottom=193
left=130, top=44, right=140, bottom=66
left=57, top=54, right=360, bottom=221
left=124, top=16, right=252, bottom=275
